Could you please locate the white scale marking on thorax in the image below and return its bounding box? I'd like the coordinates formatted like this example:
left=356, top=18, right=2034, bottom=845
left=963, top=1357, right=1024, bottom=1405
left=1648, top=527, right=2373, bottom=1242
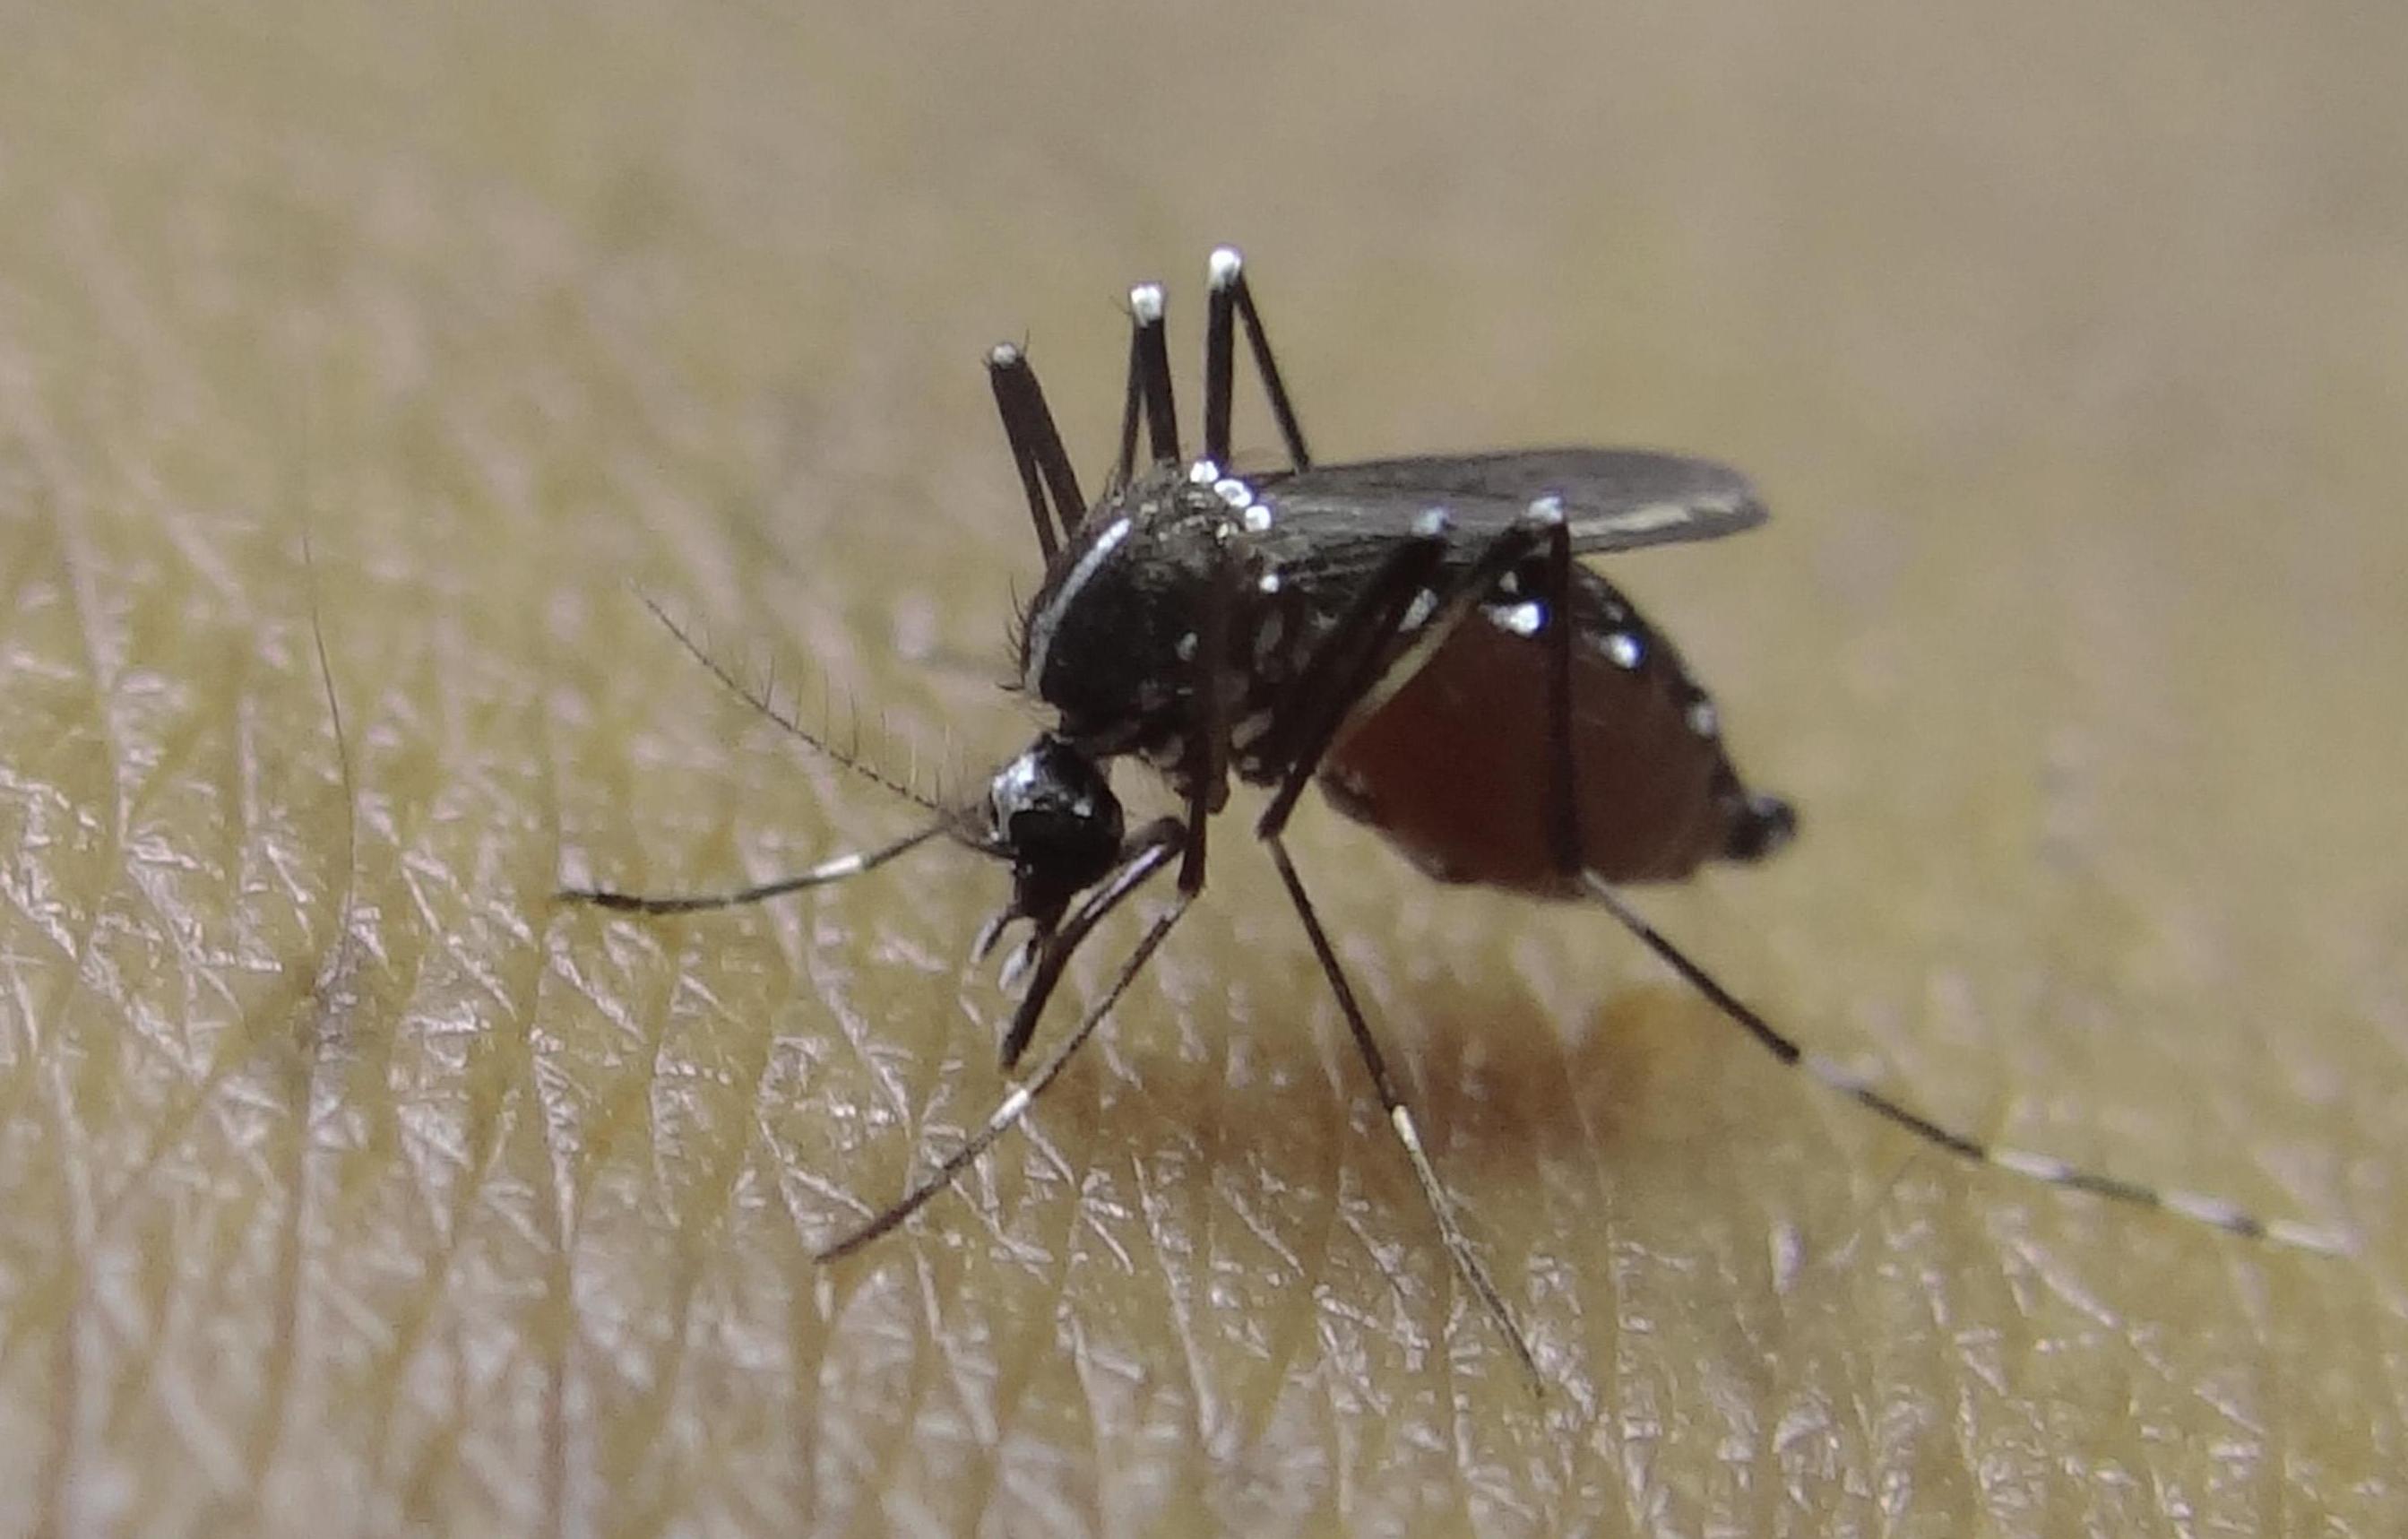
left=1023, top=516, right=1133, bottom=687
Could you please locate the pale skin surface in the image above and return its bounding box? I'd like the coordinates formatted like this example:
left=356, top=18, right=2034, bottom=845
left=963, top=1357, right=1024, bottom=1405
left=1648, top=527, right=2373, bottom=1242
left=0, top=2, right=2402, bottom=1534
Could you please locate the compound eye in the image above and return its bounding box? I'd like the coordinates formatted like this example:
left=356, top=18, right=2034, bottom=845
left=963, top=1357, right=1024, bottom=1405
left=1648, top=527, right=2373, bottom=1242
left=985, top=734, right=1127, bottom=901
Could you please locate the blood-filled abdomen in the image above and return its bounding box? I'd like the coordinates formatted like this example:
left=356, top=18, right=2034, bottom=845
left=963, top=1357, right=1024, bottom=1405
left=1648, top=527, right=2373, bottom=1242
left=1316, top=569, right=1793, bottom=895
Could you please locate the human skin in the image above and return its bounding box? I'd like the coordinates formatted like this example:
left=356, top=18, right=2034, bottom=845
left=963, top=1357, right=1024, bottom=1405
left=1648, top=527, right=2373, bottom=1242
left=0, top=3, right=2400, bottom=1535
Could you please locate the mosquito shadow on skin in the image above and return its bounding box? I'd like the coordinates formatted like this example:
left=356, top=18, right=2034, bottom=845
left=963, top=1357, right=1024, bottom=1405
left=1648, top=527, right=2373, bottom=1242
left=872, top=970, right=1644, bottom=1229
left=1390, top=967, right=1884, bottom=1290
left=1400, top=968, right=1714, bottom=1175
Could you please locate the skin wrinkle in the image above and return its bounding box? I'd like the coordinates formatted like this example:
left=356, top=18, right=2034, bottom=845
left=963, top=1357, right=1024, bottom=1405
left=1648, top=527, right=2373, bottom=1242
left=1045, top=1185, right=1146, bottom=1512
left=375, top=930, right=539, bottom=1520
left=649, top=986, right=785, bottom=1521
left=517, top=565, right=584, bottom=1539
left=1189, top=981, right=1277, bottom=1414
left=232, top=535, right=367, bottom=1527
left=1210, top=1169, right=1312, bottom=1393
left=387, top=794, right=561, bottom=1531
left=1923, top=1233, right=1992, bottom=1529
left=1112, top=1111, right=1213, bottom=1454
left=623, top=990, right=734, bottom=1531
left=1165, top=947, right=1247, bottom=1412
left=740, top=1120, right=820, bottom=1519
left=32, top=1007, right=90, bottom=1539
left=22, top=484, right=143, bottom=1539
left=26, top=714, right=289, bottom=1277
left=949, top=1141, right=1086, bottom=1527
left=2227, top=1269, right=2299, bottom=1530
left=1541, top=1000, right=1654, bottom=1514
left=561, top=916, right=709, bottom=1511
left=907, top=1246, right=974, bottom=1524
left=1273, top=1113, right=1346, bottom=1425
left=1054, top=1312, right=1113, bottom=1535
left=1549, top=1015, right=1623, bottom=1428
left=352, top=645, right=485, bottom=1520
left=1789, top=1214, right=1886, bottom=1525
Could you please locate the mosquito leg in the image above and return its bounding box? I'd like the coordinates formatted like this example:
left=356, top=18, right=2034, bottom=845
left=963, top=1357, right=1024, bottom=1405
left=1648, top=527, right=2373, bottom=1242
left=1113, top=304, right=1142, bottom=492
left=1205, top=246, right=1311, bottom=471
left=1577, top=876, right=2352, bottom=1256
left=1535, top=505, right=1581, bottom=878
left=1203, top=255, right=1237, bottom=469
left=1267, top=497, right=2350, bottom=1258
left=557, top=822, right=945, bottom=913
left=1113, top=281, right=1179, bottom=489
left=1264, top=835, right=1542, bottom=1387
left=1176, top=550, right=1240, bottom=894
left=1237, top=504, right=1597, bottom=1384
left=817, top=826, right=1192, bottom=1260
left=1257, top=506, right=1566, bottom=842
left=1233, top=510, right=1592, bottom=1385
left=986, top=342, right=1085, bottom=559
left=1252, top=518, right=1453, bottom=838
left=994, top=817, right=1188, bottom=1069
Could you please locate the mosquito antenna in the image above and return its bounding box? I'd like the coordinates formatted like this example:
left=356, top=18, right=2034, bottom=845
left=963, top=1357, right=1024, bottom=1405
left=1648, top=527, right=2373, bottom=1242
left=1581, top=875, right=2354, bottom=1256
left=638, top=592, right=944, bottom=815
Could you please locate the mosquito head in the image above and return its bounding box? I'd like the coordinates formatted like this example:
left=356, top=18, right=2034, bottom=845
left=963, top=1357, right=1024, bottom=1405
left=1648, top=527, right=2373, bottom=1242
left=971, top=733, right=1126, bottom=959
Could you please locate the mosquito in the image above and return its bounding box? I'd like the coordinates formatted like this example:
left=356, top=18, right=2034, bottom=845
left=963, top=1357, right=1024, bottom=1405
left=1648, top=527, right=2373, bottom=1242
left=561, top=247, right=2349, bottom=1385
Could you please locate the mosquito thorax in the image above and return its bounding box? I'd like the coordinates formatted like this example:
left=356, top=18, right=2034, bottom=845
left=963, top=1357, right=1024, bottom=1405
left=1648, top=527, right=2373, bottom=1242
left=1015, top=462, right=1287, bottom=772
left=980, top=733, right=1126, bottom=943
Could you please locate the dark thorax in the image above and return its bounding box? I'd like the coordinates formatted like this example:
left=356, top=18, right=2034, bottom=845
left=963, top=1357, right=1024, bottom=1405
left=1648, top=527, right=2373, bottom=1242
left=1015, top=463, right=1338, bottom=798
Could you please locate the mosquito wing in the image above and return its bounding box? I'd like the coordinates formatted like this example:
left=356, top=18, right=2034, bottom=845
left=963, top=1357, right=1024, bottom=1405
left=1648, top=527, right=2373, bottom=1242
left=1250, top=448, right=1765, bottom=559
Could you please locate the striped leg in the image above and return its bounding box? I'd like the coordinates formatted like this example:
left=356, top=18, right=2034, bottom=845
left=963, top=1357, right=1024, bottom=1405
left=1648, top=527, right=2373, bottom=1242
left=1575, top=878, right=2352, bottom=1256
left=816, top=821, right=1193, bottom=1261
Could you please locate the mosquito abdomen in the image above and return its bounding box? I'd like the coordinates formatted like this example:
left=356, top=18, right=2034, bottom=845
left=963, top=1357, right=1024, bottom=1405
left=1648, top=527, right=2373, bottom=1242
left=1317, top=569, right=1786, bottom=892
